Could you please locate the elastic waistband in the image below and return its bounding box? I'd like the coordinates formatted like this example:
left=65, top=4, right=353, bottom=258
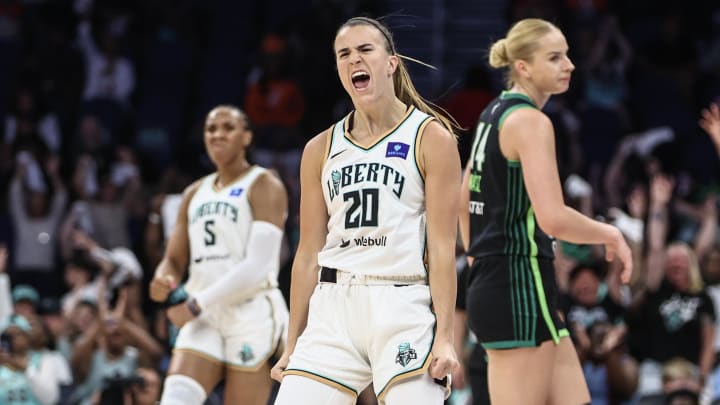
left=319, top=267, right=427, bottom=286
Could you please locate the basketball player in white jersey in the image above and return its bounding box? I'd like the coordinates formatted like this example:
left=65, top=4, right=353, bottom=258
left=271, top=17, right=461, bottom=405
left=149, top=105, right=289, bottom=405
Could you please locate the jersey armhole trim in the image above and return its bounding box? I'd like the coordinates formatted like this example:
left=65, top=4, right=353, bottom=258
left=414, top=116, right=434, bottom=181
left=498, top=104, right=535, bottom=132
left=322, top=124, right=336, bottom=163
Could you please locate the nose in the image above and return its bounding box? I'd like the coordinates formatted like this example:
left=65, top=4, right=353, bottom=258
left=349, top=50, right=362, bottom=65
left=565, top=56, right=575, bottom=72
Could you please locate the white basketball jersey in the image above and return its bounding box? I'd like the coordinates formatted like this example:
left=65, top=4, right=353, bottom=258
left=185, top=166, right=277, bottom=296
left=318, top=106, right=433, bottom=278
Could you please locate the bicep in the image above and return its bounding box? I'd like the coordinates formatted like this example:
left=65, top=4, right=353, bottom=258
left=249, top=171, right=289, bottom=229
left=295, top=135, right=330, bottom=258
left=504, top=112, right=565, bottom=220
left=422, top=122, right=462, bottom=248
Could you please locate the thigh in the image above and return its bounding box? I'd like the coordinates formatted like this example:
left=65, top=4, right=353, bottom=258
left=222, top=289, right=288, bottom=368
left=167, top=350, right=224, bottom=395
left=486, top=342, right=555, bottom=405
left=274, top=375, right=356, bottom=405
left=546, top=337, right=590, bottom=405
left=224, top=362, right=274, bottom=405
left=468, top=257, right=568, bottom=350
left=369, top=285, right=436, bottom=401
left=285, top=285, right=372, bottom=395
left=380, top=373, right=444, bottom=405
left=174, top=316, right=225, bottom=362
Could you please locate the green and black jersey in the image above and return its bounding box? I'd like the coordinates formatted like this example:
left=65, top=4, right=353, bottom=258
left=466, top=91, right=554, bottom=260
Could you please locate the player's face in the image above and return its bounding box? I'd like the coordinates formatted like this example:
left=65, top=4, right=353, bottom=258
left=204, top=108, right=250, bottom=168
left=524, top=29, right=574, bottom=95
left=334, top=24, right=398, bottom=106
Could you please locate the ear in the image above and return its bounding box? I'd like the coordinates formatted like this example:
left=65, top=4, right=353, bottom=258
left=387, top=55, right=399, bottom=77
left=243, top=129, right=253, bottom=147
left=514, top=59, right=531, bottom=79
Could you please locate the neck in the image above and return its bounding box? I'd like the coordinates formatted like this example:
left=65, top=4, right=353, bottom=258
left=353, top=97, right=407, bottom=140
left=216, top=159, right=251, bottom=188
left=510, top=83, right=549, bottom=109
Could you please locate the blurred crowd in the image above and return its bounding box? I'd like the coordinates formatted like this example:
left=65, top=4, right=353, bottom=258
left=0, top=0, right=719, bottom=404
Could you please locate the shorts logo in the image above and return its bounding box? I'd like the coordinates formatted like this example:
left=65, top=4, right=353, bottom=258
left=386, top=142, right=409, bottom=159
left=239, top=343, right=255, bottom=363
left=395, top=342, right=417, bottom=367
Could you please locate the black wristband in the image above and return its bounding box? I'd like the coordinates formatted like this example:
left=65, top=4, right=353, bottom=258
left=187, top=297, right=202, bottom=317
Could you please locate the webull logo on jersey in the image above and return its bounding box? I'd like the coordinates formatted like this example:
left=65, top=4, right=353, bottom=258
left=356, top=236, right=387, bottom=246
left=326, top=163, right=406, bottom=201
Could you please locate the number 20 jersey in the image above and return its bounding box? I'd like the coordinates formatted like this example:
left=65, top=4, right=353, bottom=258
left=318, top=106, right=433, bottom=278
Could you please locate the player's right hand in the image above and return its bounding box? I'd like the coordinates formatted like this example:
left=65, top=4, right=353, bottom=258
left=270, top=352, right=290, bottom=382
left=149, top=274, right=177, bottom=302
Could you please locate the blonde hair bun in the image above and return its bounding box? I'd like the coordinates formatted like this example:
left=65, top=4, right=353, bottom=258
left=489, top=38, right=510, bottom=68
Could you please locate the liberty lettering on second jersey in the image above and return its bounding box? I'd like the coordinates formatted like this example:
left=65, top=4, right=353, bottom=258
left=189, top=201, right=239, bottom=224
left=326, top=163, right=406, bottom=202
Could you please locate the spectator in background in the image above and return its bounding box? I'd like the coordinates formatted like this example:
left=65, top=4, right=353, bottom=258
left=11, top=284, right=40, bottom=321
left=662, top=358, right=702, bottom=405
left=579, top=320, right=638, bottom=405
left=4, top=85, right=62, bottom=154
left=0, top=314, right=67, bottom=405
left=60, top=147, right=141, bottom=257
left=77, top=16, right=135, bottom=105
left=630, top=173, right=716, bottom=400
left=245, top=34, right=305, bottom=233
left=69, top=281, right=162, bottom=405
left=60, top=249, right=101, bottom=319
left=7, top=152, right=67, bottom=297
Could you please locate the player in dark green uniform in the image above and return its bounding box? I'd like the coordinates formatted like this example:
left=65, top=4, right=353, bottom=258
left=459, top=18, right=633, bottom=405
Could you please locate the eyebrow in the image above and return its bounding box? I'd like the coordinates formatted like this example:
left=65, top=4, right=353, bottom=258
left=336, top=43, right=374, bottom=55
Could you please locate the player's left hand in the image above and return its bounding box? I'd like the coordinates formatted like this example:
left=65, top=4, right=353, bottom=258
left=166, top=302, right=193, bottom=329
left=428, top=338, right=459, bottom=380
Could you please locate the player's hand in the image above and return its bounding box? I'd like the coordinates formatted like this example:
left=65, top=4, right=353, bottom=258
left=605, top=228, right=633, bottom=284
left=271, top=351, right=291, bottom=382
left=451, top=361, right=466, bottom=390
left=428, top=338, right=459, bottom=380
left=149, top=274, right=177, bottom=302
left=166, top=302, right=193, bottom=329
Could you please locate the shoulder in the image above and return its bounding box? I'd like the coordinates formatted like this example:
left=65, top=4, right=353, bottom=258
left=180, top=179, right=205, bottom=204
left=417, top=119, right=459, bottom=176
left=419, top=119, right=456, bottom=149
left=302, top=127, right=334, bottom=171
left=250, top=168, right=287, bottom=198
left=500, top=107, right=552, bottom=135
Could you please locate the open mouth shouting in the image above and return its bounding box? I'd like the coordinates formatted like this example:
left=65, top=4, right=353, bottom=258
left=351, top=70, right=371, bottom=91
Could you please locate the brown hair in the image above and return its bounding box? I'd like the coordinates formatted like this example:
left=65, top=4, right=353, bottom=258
left=337, top=17, right=460, bottom=136
left=488, top=18, right=559, bottom=88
